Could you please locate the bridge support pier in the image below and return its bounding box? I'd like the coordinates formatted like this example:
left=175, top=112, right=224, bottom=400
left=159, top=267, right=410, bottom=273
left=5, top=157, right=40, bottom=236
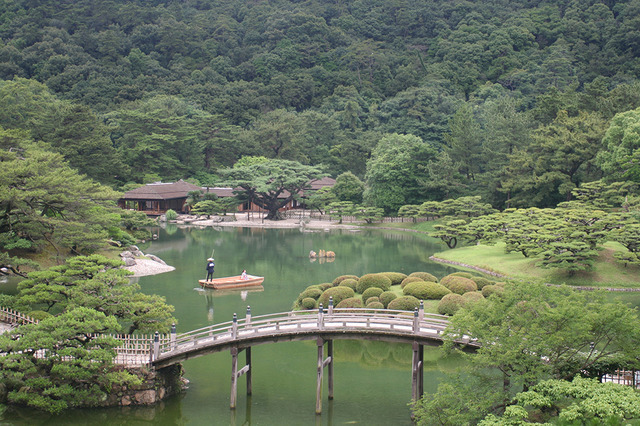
left=316, top=337, right=334, bottom=415
left=230, top=346, right=252, bottom=409
left=411, top=341, right=424, bottom=402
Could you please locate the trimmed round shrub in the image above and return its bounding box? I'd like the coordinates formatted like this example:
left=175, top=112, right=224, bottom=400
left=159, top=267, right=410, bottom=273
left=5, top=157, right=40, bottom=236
left=449, top=271, right=473, bottom=278
left=409, top=272, right=438, bottom=282
left=336, top=297, right=364, bottom=309
left=387, top=295, right=420, bottom=311
left=442, top=276, right=478, bottom=295
left=362, top=287, right=384, bottom=301
left=365, top=296, right=380, bottom=305
left=470, top=276, right=493, bottom=290
left=297, top=287, right=322, bottom=302
left=400, top=276, right=424, bottom=288
left=339, top=278, right=358, bottom=290
left=461, top=291, right=485, bottom=305
left=332, top=275, right=359, bottom=286
left=379, top=272, right=407, bottom=286
left=356, top=273, right=392, bottom=293
left=318, top=286, right=355, bottom=307
left=366, top=301, right=385, bottom=310
left=301, top=297, right=317, bottom=310
left=318, top=283, right=333, bottom=291
left=482, top=285, right=504, bottom=298
left=438, top=294, right=465, bottom=316
left=404, top=282, right=450, bottom=300
left=165, top=209, right=178, bottom=220
left=379, top=291, right=397, bottom=308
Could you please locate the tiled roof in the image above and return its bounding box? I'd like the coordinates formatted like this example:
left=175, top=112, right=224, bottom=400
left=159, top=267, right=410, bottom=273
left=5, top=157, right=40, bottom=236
left=203, top=187, right=236, bottom=197
left=120, top=180, right=202, bottom=200
left=308, top=177, right=336, bottom=190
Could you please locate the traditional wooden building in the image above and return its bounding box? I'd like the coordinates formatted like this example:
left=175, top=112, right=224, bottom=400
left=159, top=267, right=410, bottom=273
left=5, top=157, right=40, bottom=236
left=118, top=180, right=202, bottom=216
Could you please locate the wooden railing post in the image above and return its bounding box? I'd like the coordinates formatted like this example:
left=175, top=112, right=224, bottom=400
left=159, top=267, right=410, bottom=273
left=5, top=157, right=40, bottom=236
left=413, top=308, right=419, bottom=333
left=246, top=306, right=252, bottom=328
left=170, top=323, right=176, bottom=351
left=232, top=313, right=238, bottom=339
left=328, top=297, right=333, bottom=315
left=418, top=300, right=424, bottom=321
left=153, top=331, right=160, bottom=361
left=317, top=304, right=324, bottom=330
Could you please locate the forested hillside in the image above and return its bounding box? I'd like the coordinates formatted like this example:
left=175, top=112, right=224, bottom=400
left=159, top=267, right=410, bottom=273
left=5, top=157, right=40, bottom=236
left=2, top=0, right=640, bottom=211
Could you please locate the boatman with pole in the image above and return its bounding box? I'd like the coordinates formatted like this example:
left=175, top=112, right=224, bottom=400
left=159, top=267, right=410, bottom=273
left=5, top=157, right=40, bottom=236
left=206, top=257, right=215, bottom=281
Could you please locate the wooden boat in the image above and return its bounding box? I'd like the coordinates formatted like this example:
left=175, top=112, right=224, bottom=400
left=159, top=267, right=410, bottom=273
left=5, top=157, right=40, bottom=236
left=198, top=275, right=264, bottom=289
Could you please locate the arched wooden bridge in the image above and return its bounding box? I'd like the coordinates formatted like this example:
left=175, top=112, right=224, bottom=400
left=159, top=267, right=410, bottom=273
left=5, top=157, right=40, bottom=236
left=144, top=304, right=475, bottom=413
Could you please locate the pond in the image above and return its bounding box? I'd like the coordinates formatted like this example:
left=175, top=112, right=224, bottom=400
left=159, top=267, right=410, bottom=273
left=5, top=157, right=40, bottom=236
left=1, top=225, right=464, bottom=425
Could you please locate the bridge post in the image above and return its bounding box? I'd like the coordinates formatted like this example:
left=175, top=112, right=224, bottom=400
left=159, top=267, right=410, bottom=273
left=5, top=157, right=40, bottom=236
left=327, top=339, right=334, bottom=400
left=317, top=304, right=324, bottom=330
left=328, top=297, right=334, bottom=315
left=230, top=347, right=238, bottom=409
left=316, top=337, right=324, bottom=415
left=413, top=308, right=419, bottom=333
left=246, top=347, right=252, bottom=396
left=418, top=300, right=424, bottom=321
left=246, top=306, right=252, bottom=328
left=170, top=323, right=176, bottom=351
left=411, top=341, right=424, bottom=402
left=232, top=313, right=238, bottom=339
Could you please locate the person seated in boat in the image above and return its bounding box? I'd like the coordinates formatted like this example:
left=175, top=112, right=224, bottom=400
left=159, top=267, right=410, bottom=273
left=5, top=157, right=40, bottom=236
left=206, top=258, right=215, bottom=281
left=241, top=269, right=248, bottom=280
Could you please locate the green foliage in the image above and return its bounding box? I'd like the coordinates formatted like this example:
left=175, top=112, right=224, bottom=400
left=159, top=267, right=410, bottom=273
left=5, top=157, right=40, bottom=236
left=352, top=205, right=384, bottom=224
left=297, top=287, right=323, bottom=302
left=437, top=293, right=465, bottom=316
left=355, top=273, right=392, bottom=293
left=481, top=284, right=504, bottom=298
left=404, top=282, right=451, bottom=300
left=165, top=209, right=178, bottom=221
left=377, top=272, right=407, bottom=286
left=408, top=272, right=438, bottom=282
left=338, top=278, right=358, bottom=290
left=365, top=297, right=380, bottom=305
left=335, top=297, right=364, bottom=309
left=0, top=308, right=141, bottom=414
left=378, top=291, right=397, bottom=308
left=443, top=276, right=478, bottom=295
left=386, top=295, right=420, bottom=311
left=461, top=291, right=485, bottom=305
left=331, top=172, right=365, bottom=203
left=332, top=275, right=359, bottom=286
left=301, top=297, right=317, bottom=310
left=361, top=287, right=384, bottom=301
left=400, top=276, right=424, bottom=288
left=469, top=276, right=493, bottom=290
left=366, top=301, right=385, bottom=310
left=318, top=286, right=355, bottom=307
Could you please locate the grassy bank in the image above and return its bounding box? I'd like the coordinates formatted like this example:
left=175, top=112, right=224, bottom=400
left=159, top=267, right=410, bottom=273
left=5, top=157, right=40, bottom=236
left=434, top=241, right=640, bottom=288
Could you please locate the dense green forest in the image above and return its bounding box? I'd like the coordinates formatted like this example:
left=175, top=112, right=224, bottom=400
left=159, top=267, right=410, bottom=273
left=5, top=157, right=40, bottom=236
left=2, top=0, right=640, bottom=212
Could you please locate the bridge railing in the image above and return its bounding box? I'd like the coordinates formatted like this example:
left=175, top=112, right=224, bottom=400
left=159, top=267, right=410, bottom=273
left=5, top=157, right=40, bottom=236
left=156, top=308, right=452, bottom=358
left=0, top=306, right=38, bottom=325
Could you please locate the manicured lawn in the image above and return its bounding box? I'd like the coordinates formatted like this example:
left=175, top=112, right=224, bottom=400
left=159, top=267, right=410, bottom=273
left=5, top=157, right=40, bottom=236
left=434, top=241, right=640, bottom=288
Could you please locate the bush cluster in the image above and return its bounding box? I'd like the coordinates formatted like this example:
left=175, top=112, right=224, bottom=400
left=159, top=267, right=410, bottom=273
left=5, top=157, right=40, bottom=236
left=482, top=284, right=504, bottom=298
left=409, top=272, right=438, bottom=282
left=297, top=287, right=323, bottom=302
left=404, top=282, right=451, bottom=300
left=339, top=278, right=358, bottom=290
left=361, top=287, right=384, bottom=301
left=438, top=293, right=465, bottom=315
left=332, top=275, right=359, bottom=286
left=336, top=297, right=364, bottom=309
left=301, top=297, right=317, bottom=310
left=387, top=295, right=420, bottom=311
left=379, top=291, right=397, bottom=308
left=366, top=301, right=385, bottom=310
left=462, top=291, right=485, bottom=305
left=378, top=272, right=407, bottom=285
left=318, top=286, right=355, bottom=307
left=365, top=296, right=380, bottom=305
left=400, top=276, right=424, bottom=288
left=356, top=273, right=392, bottom=293
left=441, top=275, right=478, bottom=295
left=470, top=276, right=493, bottom=290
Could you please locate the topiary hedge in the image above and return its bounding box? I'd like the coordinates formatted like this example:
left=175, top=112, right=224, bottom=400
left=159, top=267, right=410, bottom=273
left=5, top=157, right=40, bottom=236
left=400, top=276, right=424, bottom=288
left=318, top=286, right=355, bottom=307
left=438, top=293, right=465, bottom=316
left=339, top=278, right=358, bottom=290
left=336, top=297, right=364, bottom=309
left=409, top=272, right=438, bottom=282
left=442, top=276, right=478, bottom=295
left=361, top=287, right=384, bottom=301
left=366, top=301, right=385, bottom=310
left=461, top=291, right=485, bottom=305
left=404, top=282, right=450, bottom=300
left=301, top=297, right=317, bottom=310
left=332, top=275, right=359, bottom=286
left=387, top=295, right=420, bottom=311
left=297, top=287, right=323, bottom=302
left=482, top=284, right=504, bottom=298
left=356, top=273, right=392, bottom=293
left=318, top=283, right=333, bottom=291
left=365, top=296, right=380, bottom=305
left=449, top=271, right=474, bottom=278
left=379, top=291, right=397, bottom=308
left=378, top=272, right=407, bottom=286
left=470, top=276, right=493, bottom=290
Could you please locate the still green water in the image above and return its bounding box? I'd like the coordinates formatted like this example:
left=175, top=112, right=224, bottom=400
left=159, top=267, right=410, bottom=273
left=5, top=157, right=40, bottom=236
left=1, top=225, right=463, bottom=425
